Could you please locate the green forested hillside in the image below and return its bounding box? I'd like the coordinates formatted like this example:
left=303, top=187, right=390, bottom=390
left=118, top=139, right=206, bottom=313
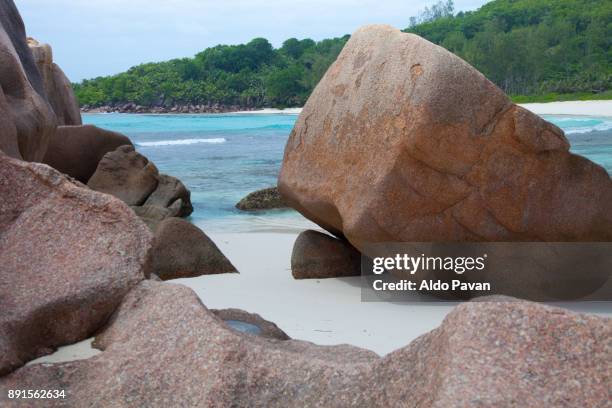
left=406, top=0, right=611, bottom=97
left=74, top=0, right=611, bottom=109
left=74, top=36, right=348, bottom=109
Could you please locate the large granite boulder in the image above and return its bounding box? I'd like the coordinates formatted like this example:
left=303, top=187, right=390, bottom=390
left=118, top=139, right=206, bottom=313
left=143, top=174, right=193, bottom=217
left=292, top=229, right=361, bottom=279
left=131, top=204, right=177, bottom=230
left=0, top=0, right=56, bottom=161
left=149, top=217, right=237, bottom=280
left=88, top=145, right=194, bottom=220
left=88, top=145, right=159, bottom=206
left=27, top=38, right=82, bottom=126
left=0, top=152, right=152, bottom=375
left=42, top=125, right=132, bottom=183
left=1, top=282, right=609, bottom=407
left=235, top=186, right=288, bottom=211
left=278, top=25, right=612, bottom=248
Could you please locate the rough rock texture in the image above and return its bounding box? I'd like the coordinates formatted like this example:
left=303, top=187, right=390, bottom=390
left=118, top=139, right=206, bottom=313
left=235, top=187, right=288, bottom=211
left=130, top=204, right=177, bottom=230
left=143, top=174, right=193, bottom=217
left=27, top=38, right=82, bottom=126
left=88, top=145, right=159, bottom=206
left=42, top=125, right=132, bottom=183
left=212, top=309, right=290, bottom=340
left=278, top=25, right=612, bottom=247
left=149, top=217, right=237, bottom=280
left=87, top=145, right=194, bottom=221
left=0, top=0, right=56, bottom=161
left=0, top=152, right=152, bottom=375
left=1, top=282, right=609, bottom=407
left=291, top=230, right=361, bottom=279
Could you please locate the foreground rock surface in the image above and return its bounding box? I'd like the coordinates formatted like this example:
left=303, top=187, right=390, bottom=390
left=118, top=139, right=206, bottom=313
left=235, top=187, right=288, bottom=211
left=27, top=38, right=82, bottom=126
left=149, top=217, right=237, bottom=280
left=0, top=0, right=55, bottom=161
left=292, top=230, right=361, bottom=279
left=1, top=282, right=609, bottom=407
left=0, top=153, right=151, bottom=375
left=279, top=25, right=612, bottom=246
left=42, top=125, right=132, bottom=183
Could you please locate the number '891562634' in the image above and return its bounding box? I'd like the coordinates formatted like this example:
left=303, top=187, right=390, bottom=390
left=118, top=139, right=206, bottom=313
left=8, top=389, right=66, bottom=399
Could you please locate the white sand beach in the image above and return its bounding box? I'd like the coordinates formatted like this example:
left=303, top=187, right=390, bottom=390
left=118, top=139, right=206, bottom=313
left=233, top=100, right=612, bottom=117
left=519, top=100, right=612, bottom=116
left=27, top=339, right=100, bottom=366
left=173, top=231, right=612, bottom=353
left=29, top=231, right=458, bottom=365
left=178, top=232, right=457, bottom=355
left=232, top=107, right=303, bottom=115
left=30, top=229, right=612, bottom=366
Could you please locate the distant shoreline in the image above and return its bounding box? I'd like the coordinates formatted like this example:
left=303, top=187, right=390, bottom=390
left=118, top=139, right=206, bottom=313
left=81, top=105, right=302, bottom=115
left=81, top=107, right=304, bottom=115
left=519, top=100, right=612, bottom=117
left=82, top=100, right=612, bottom=117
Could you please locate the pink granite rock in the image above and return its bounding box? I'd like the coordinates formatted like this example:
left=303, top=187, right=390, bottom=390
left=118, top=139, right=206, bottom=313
left=1, top=281, right=608, bottom=407
left=291, top=229, right=361, bottom=279
left=143, top=174, right=193, bottom=217
left=87, top=146, right=194, bottom=218
left=42, top=125, right=132, bottom=183
left=27, top=38, right=82, bottom=126
left=0, top=152, right=152, bottom=375
left=0, top=0, right=56, bottom=161
left=149, top=217, right=237, bottom=280
left=278, top=25, right=612, bottom=245
left=87, top=145, right=160, bottom=206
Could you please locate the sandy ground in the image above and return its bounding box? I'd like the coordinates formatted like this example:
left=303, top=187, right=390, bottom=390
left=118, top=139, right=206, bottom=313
left=28, top=338, right=100, bottom=366
left=177, top=232, right=459, bottom=355
left=236, top=100, right=612, bottom=117
left=171, top=232, right=612, bottom=355
left=30, top=230, right=612, bottom=366
left=519, top=100, right=612, bottom=116
left=30, top=232, right=457, bottom=365
left=232, top=107, right=303, bottom=115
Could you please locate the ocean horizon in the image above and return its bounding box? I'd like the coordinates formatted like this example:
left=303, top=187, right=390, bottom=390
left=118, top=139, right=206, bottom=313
left=83, top=112, right=612, bottom=233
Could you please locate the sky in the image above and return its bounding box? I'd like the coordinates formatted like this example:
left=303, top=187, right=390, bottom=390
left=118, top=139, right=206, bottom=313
left=16, top=0, right=489, bottom=82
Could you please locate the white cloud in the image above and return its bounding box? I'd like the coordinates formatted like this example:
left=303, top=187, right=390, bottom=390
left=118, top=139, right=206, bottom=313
left=15, top=0, right=489, bottom=81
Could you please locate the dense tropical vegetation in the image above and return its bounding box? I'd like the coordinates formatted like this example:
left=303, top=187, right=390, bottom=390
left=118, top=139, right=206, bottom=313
left=74, top=0, right=611, bottom=109
left=407, top=0, right=611, bottom=97
left=74, top=36, right=348, bottom=109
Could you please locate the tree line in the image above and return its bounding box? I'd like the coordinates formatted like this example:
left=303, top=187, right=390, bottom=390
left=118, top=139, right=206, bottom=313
left=74, top=36, right=348, bottom=109
left=406, top=0, right=611, bottom=97
left=74, top=0, right=611, bottom=109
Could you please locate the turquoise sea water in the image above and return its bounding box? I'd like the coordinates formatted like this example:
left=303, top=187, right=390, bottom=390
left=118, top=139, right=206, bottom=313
left=545, top=115, right=612, bottom=172
left=83, top=113, right=612, bottom=232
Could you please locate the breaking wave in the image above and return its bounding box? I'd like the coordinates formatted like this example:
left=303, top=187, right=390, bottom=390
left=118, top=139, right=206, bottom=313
left=137, top=138, right=226, bottom=147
